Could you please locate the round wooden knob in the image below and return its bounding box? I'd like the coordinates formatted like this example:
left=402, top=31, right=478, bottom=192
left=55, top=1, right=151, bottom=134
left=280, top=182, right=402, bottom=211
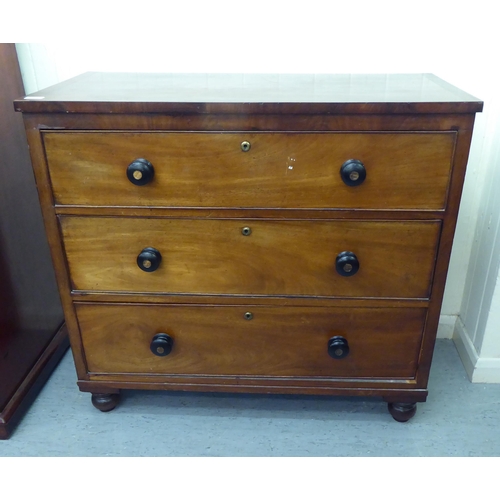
left=335, top=251, right=359, bottom=276
left=137, top=247, right=162, bottom=272
left=328, top=336, right=349, bottom=359
left=127, top=158, right=155, bottom=186
left=340, top=159, right=366, bottom=186
left=150, top=333, right=173, bottom=357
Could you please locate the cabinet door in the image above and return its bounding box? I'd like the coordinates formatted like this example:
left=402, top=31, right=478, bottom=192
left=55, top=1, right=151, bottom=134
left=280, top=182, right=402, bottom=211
left=0, top=43, right=67, bottom=439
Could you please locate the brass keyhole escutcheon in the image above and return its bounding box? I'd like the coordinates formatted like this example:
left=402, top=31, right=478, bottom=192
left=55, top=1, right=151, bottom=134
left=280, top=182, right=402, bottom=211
left=241, top=141, right=251, bottom=152
left=244, top=312, right=253, bottom=320
left=133, top=170, right=143, bottom=180
left=241, top=226, right=252, bottom=236
left=142, top=259, right=152, bottom=269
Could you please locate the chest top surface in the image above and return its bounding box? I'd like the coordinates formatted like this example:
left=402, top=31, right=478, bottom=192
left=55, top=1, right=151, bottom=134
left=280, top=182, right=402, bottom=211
left=14, top=72, right=483, bottom=115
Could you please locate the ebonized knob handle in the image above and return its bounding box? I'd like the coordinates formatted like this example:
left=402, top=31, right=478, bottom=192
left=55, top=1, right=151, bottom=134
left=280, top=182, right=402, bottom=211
left=127, top=158, right=155, bottom=186
left=328, top=336, right=349, bottom=359
left=150, top=333, right=174, bottom=357
left=137, top=247, right=162, bottom=272
left=340, top=159, right=366, bottom=186
left=335, top=251, right=359, bottom=276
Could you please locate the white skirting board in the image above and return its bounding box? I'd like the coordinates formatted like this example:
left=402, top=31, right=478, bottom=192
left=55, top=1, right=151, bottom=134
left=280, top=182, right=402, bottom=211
left=453, top=317, right=500, bottom=383
left=437, top=315, right=457, bottom=339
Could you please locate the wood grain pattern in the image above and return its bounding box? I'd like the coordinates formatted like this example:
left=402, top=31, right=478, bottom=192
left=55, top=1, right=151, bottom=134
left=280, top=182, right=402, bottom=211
left=44, top=131, right=455, bottom=210
left=26, top=111, right=477, bottom=133
left=0, top=324, right=69, bottom=439
left=76, top=303, right=427, bottom=378
left=16, top=71, right=482, bottom=416
left=15, top=72, right=483, bottom=114
left=77, top=378, right=429, bottom=401
left=69, top=293, right=429, bottom=308
left=80, top=374, right=423, bottom=391
left=60, top=217, right=441, bottom=298
left=0, top=43, right=66, bottom=438
left=55, top=206, right=449, bottom=220
left=416, top=125, right=477, bottom=386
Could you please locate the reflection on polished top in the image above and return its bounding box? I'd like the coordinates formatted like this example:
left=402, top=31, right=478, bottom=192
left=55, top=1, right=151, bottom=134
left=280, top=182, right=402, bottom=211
left=14, top=72, right=483, bottom=114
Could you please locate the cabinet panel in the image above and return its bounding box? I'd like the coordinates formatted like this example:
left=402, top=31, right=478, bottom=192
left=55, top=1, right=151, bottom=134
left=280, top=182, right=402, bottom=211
left=0, top=43, right=66, bottom=439
left=77, top=303, right=427, bottom=379
left=44, top=131, right=455, bottom=209
left=61, top=217, right=441, bottom=298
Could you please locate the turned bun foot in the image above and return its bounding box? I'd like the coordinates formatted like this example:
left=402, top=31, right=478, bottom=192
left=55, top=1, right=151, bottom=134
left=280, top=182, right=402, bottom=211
left=388, top=402, right=417, bottom=422
left=91, top=392, right=120, bottom=412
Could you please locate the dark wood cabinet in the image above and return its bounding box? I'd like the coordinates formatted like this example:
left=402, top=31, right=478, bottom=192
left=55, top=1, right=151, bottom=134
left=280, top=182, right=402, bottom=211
left=15, top=71, right=482, bottom=422
left=0, top=43, right=68, bottom=439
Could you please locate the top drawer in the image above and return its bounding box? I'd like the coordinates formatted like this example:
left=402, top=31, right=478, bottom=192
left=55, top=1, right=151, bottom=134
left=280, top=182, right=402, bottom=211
left=43, top=131, right=455, bottom=210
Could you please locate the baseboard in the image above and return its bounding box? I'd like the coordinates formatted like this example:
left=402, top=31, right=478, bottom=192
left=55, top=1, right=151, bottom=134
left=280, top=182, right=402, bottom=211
left=453, top=317, right=500, bottom=383
left=437, top=315, right=456, bottom=339
left=453, top=317, right=478, bottom=380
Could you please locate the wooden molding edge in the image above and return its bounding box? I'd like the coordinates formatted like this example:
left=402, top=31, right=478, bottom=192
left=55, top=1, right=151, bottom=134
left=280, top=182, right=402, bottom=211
left=0, top=323, right=69, bottom=439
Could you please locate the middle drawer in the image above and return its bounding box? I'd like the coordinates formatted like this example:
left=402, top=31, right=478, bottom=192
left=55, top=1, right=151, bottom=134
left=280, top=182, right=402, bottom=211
left=60, top=217, right=440, bottom=298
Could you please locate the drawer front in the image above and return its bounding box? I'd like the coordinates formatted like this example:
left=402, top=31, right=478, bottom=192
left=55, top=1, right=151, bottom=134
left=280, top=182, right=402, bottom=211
left=61, top=217, right=440, bottom=298
left=44, top=131, right=455, bottom=209
left=76, top=303, right=426, bottom=378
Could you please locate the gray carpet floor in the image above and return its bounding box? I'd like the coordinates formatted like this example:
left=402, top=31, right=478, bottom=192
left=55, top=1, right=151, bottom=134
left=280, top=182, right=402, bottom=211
left=1, top=339, right=499, bottom=456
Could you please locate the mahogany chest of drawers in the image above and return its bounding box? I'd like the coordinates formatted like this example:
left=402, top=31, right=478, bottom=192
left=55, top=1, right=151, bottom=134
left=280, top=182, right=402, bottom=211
left=16, top=73, right=482, bottom=421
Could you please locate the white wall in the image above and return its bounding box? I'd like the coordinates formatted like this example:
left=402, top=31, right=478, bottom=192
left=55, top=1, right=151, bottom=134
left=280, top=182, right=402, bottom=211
left=454, top=98, right=500, bottom=382
left=8, top=0, right=500, bottom=379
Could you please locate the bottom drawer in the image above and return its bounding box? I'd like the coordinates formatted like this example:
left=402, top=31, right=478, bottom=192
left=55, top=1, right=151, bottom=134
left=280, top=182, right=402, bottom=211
left=76, top=304, right=427, bottom=379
